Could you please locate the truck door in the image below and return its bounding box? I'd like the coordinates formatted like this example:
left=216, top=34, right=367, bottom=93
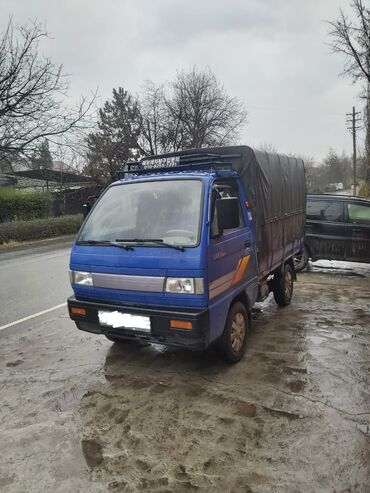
left=345, top=201, right=370, bottom=262
left=208, top=181, right=255, bottom=302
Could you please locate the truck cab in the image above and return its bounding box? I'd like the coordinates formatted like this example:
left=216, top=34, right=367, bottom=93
left=68, top=148, right=305, bottom=362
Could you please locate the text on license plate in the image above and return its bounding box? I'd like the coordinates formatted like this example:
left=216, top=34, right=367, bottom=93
left=98, top=311, right=151, bottom=332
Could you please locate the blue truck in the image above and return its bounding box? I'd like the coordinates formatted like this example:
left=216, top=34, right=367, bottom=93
left=68, top=146, right=306, bottom=362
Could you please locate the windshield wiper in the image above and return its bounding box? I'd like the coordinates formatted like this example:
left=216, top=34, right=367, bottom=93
left=115, top=238, right=185, bottom=252
left=77, top=240, right=134, bottom=251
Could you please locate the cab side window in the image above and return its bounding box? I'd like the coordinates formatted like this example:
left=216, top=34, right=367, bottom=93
left=211, top=184, right=244, bottom=237
left=307, top=200, right=344, bottom=222
left=347, top=203, right=370, bottom=225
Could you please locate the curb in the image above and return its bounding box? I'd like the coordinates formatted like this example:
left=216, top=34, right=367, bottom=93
left=0, top=234, right=76, bottom=254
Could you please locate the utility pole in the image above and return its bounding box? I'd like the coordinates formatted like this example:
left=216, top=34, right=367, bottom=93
left=366, top=81, right=370, bottom=185
left=346, top=106, right=361, bottom=195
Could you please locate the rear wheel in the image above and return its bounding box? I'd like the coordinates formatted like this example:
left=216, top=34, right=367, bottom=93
left=273, top=264, right=294, bottom=306
left=218, top=302, right=249, bottom=363
left=294, top=245, right=309, bottom=272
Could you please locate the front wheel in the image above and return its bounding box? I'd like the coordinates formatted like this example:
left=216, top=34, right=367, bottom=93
left=218, top=302, right=250, bottom=364
left=273, top=264, right=294, bottom=306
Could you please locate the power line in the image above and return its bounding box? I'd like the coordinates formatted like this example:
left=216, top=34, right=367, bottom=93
left=248, top=105, right=346, bottom=117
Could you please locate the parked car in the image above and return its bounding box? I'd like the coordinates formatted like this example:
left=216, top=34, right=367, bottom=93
left=294, top=194, right=370, bottom=271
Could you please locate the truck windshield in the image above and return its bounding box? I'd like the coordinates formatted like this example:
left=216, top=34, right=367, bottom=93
left=78, top=179, right=203, bottom=247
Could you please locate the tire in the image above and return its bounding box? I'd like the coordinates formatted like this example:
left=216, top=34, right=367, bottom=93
left=218, top=301, right=250, bottom=364
left=273, top=264, right=294, bottom=306
left=293, top=245, right=309, bottom=272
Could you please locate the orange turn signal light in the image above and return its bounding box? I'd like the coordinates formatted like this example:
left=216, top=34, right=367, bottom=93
left=71, top=307, right=86, bottom=316
left=170, top=319, right=193, bottom=330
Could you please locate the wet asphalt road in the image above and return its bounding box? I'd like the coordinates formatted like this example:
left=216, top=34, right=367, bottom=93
left=0, top=243, right=369, bottom=492
left=0, top=238, right=73, bottom=327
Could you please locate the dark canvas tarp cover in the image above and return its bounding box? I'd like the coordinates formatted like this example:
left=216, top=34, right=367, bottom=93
left=163, top=145, right=306, bottom=278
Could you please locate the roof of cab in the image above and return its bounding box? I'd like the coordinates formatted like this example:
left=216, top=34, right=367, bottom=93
left=113, top=168, right=237, bottom=185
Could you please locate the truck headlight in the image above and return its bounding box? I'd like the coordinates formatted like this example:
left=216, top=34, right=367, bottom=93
left=69, top=270, right=93, bottom=286
left=165, top=278, right=204, bottom=294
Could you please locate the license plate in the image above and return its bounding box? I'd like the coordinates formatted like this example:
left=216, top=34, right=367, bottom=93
left=98, top=311, right=151, bottom=332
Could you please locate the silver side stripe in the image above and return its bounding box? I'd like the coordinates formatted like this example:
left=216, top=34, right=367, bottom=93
left=209, top=271, right=234, bottom=290
left=92, top=272, right=165, bottom=292
left=209, top=271, right=235, bottom=300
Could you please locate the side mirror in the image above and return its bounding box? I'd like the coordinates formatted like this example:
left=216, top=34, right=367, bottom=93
left=216, top=198, right=240, bottom=231
left=82, top=195, right=99, bottom=219
left=82, top=203, right=91, bottom=219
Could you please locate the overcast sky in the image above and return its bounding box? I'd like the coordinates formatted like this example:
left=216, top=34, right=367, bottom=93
left=1, top=0, right=366, bottom=162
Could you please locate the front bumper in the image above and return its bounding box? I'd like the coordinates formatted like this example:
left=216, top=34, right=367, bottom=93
left=67, top=296, right=209, bottom=350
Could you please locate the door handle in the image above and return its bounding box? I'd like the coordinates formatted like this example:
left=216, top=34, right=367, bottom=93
left=244, top=240, right=251, bottom=248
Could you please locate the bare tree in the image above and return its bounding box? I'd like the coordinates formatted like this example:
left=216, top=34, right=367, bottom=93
left=0, top=19, right=95, bottom=164
left=138, top=80, right=195, bottom=155
left=328, top=0, right=370, bottom=83
left=328, top=0, right=370, bottom=183
left=137, top=81, right=177, bottom=156
left=166, top=67, right=247, bottom=149
left=84, top=69, right=247, bottom=182
left=257, top=143, right=278, bottom=153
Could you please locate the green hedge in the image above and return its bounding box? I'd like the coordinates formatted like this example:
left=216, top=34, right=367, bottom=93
left=0, top=188, right=51, bottom=222
left=358, top=183, right=370, bottom=199
left=0, top=214, right=83, bottom=244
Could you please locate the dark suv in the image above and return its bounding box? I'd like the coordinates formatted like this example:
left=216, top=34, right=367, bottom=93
left=294, top=194, right=370, bottom=271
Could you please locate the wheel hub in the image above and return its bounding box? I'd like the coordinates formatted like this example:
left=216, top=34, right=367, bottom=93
left=284, top=270, right=293, bottom=298
left=230, top=312, right=246, bottom=352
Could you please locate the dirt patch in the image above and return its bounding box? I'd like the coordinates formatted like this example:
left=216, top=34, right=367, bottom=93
left=233, top=402, right=257, bottom=417
left=81, top=439, right=104, bottom=468
left=6, top=360, right=23, bottom=367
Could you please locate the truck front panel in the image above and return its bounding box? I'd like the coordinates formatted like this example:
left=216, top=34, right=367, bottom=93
left=68, top=174, right=213, bottom=349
